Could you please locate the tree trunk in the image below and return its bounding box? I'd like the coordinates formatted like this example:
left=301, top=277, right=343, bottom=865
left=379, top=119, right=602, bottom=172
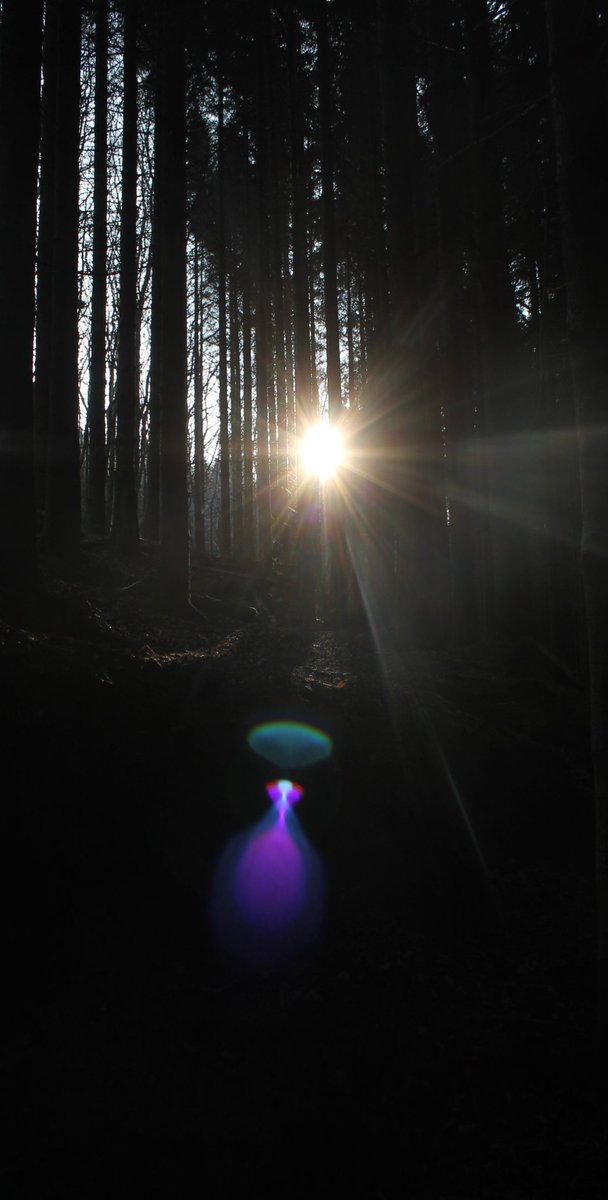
left=86, top=0, right=108, bottom=536
left=230, top=260, right=244, bottom=557
left=158, top=0, right=190, bottom=605
left=45, top=0, right=82, bottom=561
left=288, top=9, right=313, bottom=436
left=34, top=0, right=58, bottom=517
left=424, top=0, right=476, bottom=643
left=142, top=54, right=163, bottom=544
left=546, top=0, right=608, bottom=1063
left=465, top=0, right=526, bottom=636
left=269, top=66, right=288, bottom=489
left=0, top=0, right=43, bottom=594
left=192, top=240, right=205, bottom=556
left=111, top=0, right=140, bottom=554
left=316, top=0, right=346, bottom=616
left=242, top=248, right=255, bottom=559
left=254, top=4, right=271, bottom=559
left=217, top=67, right=231, bottom=557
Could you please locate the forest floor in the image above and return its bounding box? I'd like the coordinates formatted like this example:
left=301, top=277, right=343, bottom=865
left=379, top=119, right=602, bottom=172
left=1, top=540, right=605, bottom=1199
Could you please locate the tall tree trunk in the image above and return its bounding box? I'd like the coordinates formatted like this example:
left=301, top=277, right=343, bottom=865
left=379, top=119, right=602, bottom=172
left=255, top=3, right=271, bottom=559
left=230, top=261, right=244, bottom=557
left=546, top=0, right=608, bottom=1062
left=316, top=0, right=346, bottom=616
left=288, top=9, right=313, bottom=435
left=0, top=0, right=43, bottom=594
left=158, top=0, right=190, bottom=604
left=350, top=3, right=394, bottom=638
left=465, top=0, right=525, bottom=635
left=86, top=0, right=108, bottom=535
left=346, top=263, right=357, bottom=408
left=111, top=0, right=140, bottom=554
left=217, top=66, right=231, bottom=557
left=192, top=240, right=205, bottom=556
left=316, top=3, right=341, bottom=427
left=269, top=60, right=288, bottom=488
left=282, top=237, right=296, bottom=446
left=142, top=58, right=163, bottom=544
left=34, top=0, right=58, bottom=517
left=424, top=0, right=476, bottom=643
left=45, top=0, right=82, bottom=560
left=242, top=249, right=255, bottom=559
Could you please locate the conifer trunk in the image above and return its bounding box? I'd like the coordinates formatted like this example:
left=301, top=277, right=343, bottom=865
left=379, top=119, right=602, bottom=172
left=112, top=0, right=140, bottom=553
left=0, top=0, right=43, bottom=593
left=45, top=0, right=82, bottom=560
left=86, top=0, right=108, bottom=536
left=546, top=0, right=608, bottom=1062
left=158, top=0, right=190, bottom=604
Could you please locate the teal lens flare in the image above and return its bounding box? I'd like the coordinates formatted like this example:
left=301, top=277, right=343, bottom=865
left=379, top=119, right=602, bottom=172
left=247, top=721, right=332, bottom=769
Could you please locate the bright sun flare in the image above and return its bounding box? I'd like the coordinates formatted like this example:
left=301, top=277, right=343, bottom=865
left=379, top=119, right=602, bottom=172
left=300, top=424, right=343, bottom=482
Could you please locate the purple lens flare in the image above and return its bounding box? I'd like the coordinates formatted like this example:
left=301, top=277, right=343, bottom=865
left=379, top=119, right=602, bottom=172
left=266, top=778, right=304, bottom=822
left=209, top=778, right=324, bottom=969
left=235, top=819, right=305, bottom=928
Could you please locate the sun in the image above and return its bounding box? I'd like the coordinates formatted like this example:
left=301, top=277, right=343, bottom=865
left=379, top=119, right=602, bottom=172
left=300, top=423, right=344, bottom=483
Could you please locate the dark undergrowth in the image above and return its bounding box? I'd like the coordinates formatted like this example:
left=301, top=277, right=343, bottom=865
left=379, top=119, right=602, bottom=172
left=1, top=541, right=605, bottom=1198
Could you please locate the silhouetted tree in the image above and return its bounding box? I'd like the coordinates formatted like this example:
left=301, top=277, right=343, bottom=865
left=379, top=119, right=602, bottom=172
left=112, top=0, right=140, bottom=553
left=288, top=9, right=313, bottom=433
left=142, top=40, right=163, bottom=543
left=0, top=0, right=44, bottom=594
left=546, top=0, right=608, bottom=1060
left=45, top=0, right=82, bottom=560
left=217, top=58, right=231, bottom=556
left=316, top=0, right=346, bottom=614
left=157, top=0, right=190, bottom=604
left=86, top=0, right=108, bottom=535
left=192, top=239, right=205, bottom=555
left=34, top=0, right=59, bottom=518
left=254, top=2, right=272, bottom=559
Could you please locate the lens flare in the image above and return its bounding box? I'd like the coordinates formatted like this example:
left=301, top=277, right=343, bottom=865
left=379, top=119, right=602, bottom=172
left=236, top=820, right=305, bottom=928
left=248, top=721, right=332, bottom=769
left=209, top=779, right=324, bottom=970
left=266, top=779, right=304, bottom=821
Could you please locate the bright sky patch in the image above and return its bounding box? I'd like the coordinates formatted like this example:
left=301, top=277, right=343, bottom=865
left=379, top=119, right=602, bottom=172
left=300, top=423, right=343, bottom=482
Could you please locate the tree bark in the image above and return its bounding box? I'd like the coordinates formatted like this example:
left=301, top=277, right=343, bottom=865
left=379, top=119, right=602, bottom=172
left=192, top=239, right=205, bottom=556
left=546, top=0, right=608, bottom=1063
left=288, top=9, right=313, bottom=436
left=34, top=0, right=58, bottom=517
left=45, top=0, right=82, bottom=561
left=254, top=3, right=271, bottom=559
left=0, top=0, right=43, bottom=594
left=111, top=0, right=140, bottom=554
left=142, top=46, right=163, bottom=544
left=230, top=259, right=244, bottom=557
left=465, top=0, right=526, bottom=636
left=86, top=0, right=108, bottom=536
left=217, top=66, right=231, bottom=557
left=316, top=0, right=346, bottom=616
left=242, top=240, right=255, bottom=559
left=158, top=0, right=190, bottom=604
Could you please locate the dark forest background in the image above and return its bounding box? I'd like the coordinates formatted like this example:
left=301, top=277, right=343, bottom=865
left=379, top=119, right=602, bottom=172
left=1, top=1, right=607, bottom=1195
